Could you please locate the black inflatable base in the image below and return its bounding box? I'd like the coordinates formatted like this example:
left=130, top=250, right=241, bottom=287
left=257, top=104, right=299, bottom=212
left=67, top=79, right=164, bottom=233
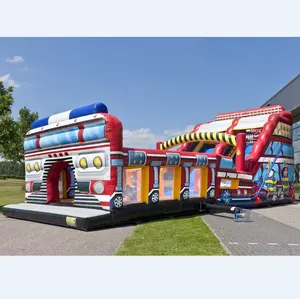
left=3, top=199, right=205, bottom=231
left=3, top=197, right=294, bottom=231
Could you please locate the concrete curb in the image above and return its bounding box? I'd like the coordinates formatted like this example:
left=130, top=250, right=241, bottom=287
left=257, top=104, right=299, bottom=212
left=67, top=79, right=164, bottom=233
left=201, top=215, right=232, bottom=256
left=113, top=225, right=137, bottom=255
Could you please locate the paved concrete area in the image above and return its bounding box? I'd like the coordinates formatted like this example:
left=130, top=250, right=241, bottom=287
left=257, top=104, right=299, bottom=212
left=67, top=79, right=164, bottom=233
left=203, top=203, right=300, bottom=255
left=255, top=203, right=300, bottom=230
left=0, top=214, right=134, bottom=255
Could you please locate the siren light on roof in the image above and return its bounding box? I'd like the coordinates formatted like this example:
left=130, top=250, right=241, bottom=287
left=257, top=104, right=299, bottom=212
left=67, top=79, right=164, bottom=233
left=31, top=102, right=108, bottom=130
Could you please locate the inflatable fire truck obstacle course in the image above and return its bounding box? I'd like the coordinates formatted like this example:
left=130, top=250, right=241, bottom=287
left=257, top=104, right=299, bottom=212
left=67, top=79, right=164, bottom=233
left=3, top=103, right=295, bottom=230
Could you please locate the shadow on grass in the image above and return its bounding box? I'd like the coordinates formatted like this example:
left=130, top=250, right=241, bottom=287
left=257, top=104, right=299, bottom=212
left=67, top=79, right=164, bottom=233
left=86, top=213, right=200, bottom=233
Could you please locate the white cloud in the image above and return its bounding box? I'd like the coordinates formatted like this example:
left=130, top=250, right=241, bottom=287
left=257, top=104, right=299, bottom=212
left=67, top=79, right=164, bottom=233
left=163, top=125, right=195, bottom=137
left=6, top=56, right=24, bottom=64
left=8, top=79, right=20, bottom=88
left=0, top=74, right=10, bottom=82
left=123, top=125, right=195, bottom=149
left=0, top=74, right=20, bottom=88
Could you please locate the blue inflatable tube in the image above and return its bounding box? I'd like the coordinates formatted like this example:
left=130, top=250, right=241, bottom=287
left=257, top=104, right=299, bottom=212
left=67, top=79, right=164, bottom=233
left=31, top=102, right=108, bottom=130
left=69, top=102, right=108, bottom=119
left=31, top=117, right=50, bottom=130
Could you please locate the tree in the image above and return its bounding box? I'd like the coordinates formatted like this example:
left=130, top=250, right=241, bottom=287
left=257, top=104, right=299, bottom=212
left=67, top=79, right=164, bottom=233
left=0, top=82, right=15, bottom=159
left=0, top=161, right=25, bottom=177
left=0, top=81, right=39, bottom=162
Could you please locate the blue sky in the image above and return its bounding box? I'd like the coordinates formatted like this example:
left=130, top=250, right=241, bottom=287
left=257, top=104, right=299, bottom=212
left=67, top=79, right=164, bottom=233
left=0, top=38, right=299, bottom=148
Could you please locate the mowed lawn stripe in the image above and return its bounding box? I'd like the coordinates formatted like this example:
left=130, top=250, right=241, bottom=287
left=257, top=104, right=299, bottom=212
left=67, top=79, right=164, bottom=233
left=116, top=215, right=227, bottom=256
left=0, top=179, right=24, bottom=212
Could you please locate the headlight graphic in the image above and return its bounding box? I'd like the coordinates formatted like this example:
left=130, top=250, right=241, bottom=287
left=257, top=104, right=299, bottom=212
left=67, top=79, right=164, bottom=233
left=34, top=162, right=40, bottom=172
left=79, top=157, right=88, bottom=169
left=26, top=163, right=31, bottom=173
left=93, top=156, right=102, bottom=169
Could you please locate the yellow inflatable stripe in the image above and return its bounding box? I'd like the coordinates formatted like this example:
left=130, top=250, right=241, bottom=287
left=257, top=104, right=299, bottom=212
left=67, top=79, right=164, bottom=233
left=159, top=131, right=236, bottom=150
left=212, top=132, right=217, bottom=141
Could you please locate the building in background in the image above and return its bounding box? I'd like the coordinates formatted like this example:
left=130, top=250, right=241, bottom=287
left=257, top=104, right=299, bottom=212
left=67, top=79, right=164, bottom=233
left=261, top=74, right=300, bottom=181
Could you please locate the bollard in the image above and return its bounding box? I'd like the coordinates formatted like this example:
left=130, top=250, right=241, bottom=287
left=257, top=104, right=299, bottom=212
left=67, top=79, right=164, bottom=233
left=234, top=208, right=251, bottom=222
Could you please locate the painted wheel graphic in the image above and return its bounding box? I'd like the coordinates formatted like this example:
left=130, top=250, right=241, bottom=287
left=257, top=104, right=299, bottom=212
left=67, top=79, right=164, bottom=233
left=151, top=192, right=159, bottom=203
left=222, top=189, right=232, bottom=204
left=272, top=194, right=277, bottom=202
left=223, top=190, right=231, bottom=197
left=208, top=188, right=215, bottom=199
left=182, top=190, right=189, bottom=200
left=114, top=196, right=123, bottom=208
left=278, top=189, right=284, bottom=200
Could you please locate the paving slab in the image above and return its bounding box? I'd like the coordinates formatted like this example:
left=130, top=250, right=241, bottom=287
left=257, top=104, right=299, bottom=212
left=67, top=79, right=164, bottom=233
left=202, top=204, right=300, bottom=255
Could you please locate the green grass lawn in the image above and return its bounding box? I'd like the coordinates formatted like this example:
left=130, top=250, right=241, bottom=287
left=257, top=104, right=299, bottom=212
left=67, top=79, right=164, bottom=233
left=0, top=179, right=24, bottom=212
left=116, top=215, right=227, bottom=256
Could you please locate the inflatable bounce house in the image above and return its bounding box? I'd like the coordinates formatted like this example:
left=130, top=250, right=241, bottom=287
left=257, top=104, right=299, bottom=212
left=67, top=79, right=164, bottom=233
left=3, top=103, right=295, bottom=230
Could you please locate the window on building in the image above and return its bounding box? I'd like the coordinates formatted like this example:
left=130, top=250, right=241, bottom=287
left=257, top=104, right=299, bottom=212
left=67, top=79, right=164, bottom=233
left=189, top=168, right=201, bottom=197
left=159, top=167, right=175, bottom=200
left=293, top=125, right=300, bottom=141
left=123, top=168, right=142, bottom=205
